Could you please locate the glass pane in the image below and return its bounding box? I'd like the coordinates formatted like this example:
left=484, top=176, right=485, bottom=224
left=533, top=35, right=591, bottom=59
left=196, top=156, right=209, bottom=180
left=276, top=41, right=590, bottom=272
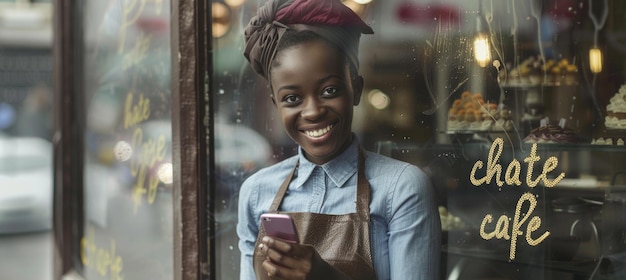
left=212, top=0, right=626, bottom=279
left=80, top=1, right=173, bottom=279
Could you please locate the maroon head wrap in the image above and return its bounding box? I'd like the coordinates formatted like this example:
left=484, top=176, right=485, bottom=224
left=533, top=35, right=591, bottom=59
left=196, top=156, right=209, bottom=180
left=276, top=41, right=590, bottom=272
left=244, top=0, right=373, bottom=80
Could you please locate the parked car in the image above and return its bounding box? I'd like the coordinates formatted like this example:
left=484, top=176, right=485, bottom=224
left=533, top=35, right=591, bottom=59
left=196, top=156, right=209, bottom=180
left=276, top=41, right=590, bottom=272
left=0, top=136, right=52, bottom=233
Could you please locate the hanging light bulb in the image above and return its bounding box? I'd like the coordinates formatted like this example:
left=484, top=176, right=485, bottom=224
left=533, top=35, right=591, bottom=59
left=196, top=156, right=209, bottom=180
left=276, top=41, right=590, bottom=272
left=474, top=33, right=491, bottom=67
left=589, top=47, right=603, bottom=74
left=473, top=4, right=491, bottom=68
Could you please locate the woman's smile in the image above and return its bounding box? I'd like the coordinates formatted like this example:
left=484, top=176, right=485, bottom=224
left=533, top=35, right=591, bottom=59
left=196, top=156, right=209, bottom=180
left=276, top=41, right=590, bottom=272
left=302, top=123, right=334, bottom=138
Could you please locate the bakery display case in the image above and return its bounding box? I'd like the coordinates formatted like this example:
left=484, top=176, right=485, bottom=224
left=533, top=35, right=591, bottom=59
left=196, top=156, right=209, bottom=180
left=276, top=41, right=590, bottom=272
left=359, top=0, right=626, bottom=279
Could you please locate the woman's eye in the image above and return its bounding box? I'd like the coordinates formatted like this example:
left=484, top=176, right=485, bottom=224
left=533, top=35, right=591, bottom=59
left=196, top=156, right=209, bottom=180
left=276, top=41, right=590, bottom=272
left=283, top=95, right=301, bottom=104
left=322, top=87, right=338, bottom=96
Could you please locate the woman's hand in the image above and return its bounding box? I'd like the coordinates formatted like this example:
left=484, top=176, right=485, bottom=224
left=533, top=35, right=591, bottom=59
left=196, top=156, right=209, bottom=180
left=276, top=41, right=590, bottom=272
left=258, top=236, right=350, bottom=280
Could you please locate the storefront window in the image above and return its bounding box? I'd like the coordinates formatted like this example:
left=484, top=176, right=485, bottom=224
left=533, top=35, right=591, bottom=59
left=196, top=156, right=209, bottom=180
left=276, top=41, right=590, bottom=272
left=80, top=1, right=174, bottom=279
left=212, top=0, right=626, bottom=279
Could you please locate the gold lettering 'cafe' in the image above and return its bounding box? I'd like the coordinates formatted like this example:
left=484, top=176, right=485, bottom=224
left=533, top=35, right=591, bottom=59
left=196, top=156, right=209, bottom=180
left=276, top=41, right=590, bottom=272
left=52, top=0, right=626, bottom=279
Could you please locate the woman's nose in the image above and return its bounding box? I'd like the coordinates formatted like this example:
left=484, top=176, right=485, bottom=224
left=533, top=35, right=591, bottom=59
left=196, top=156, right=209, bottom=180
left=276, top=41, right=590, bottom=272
left=301, top=99, right=325, bottom=120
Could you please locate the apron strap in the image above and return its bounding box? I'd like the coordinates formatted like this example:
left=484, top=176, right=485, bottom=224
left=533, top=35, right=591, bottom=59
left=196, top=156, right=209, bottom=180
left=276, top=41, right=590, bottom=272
left=356, top=147, right=370, bottom=221
left=269, top=161, right=297, bottom=212
left=269, top=146, right=371, bottom=221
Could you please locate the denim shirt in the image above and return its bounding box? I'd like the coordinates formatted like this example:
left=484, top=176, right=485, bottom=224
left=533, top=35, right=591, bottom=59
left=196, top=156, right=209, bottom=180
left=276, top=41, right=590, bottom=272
left=237, top=140, right=441, bottom=280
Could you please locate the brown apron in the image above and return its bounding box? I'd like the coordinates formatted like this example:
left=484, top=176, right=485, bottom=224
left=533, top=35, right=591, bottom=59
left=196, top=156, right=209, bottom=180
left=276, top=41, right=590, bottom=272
left=253, top=148, right=378, bottom=280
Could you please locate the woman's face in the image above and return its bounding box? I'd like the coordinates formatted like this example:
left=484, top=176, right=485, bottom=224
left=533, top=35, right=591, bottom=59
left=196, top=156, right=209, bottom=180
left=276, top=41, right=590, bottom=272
left=270, top=39, right=363, bottom=165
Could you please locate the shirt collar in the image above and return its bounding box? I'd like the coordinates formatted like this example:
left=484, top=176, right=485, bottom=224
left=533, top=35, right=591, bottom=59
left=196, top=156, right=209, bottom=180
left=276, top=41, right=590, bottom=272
left=293, top=138, right=359, bottom=189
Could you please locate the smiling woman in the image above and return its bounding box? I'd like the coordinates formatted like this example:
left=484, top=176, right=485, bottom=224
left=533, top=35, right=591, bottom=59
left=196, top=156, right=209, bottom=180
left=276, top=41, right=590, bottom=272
left=236, top=0, right=441, bottom=279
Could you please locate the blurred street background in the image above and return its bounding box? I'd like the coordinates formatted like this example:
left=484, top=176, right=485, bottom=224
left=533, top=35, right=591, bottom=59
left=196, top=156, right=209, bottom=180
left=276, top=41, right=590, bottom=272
left=0, top=1, right=54, bottom=279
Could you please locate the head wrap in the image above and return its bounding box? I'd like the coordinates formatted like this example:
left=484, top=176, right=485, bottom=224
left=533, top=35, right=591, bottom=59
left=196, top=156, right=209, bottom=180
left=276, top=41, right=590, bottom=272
left=244, top=0, right=374, bottom=80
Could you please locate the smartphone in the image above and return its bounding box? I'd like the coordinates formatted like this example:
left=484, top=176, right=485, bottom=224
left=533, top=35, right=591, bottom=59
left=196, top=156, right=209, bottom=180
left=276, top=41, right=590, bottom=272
left=260, top=213, right=299, bottom=243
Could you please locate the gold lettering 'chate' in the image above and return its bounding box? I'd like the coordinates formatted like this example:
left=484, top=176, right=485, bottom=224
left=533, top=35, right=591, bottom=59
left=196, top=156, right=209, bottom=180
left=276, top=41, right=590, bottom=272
left=479, top=192, right=550, bottom=260
left=470, top=138, right=565, bottom=188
